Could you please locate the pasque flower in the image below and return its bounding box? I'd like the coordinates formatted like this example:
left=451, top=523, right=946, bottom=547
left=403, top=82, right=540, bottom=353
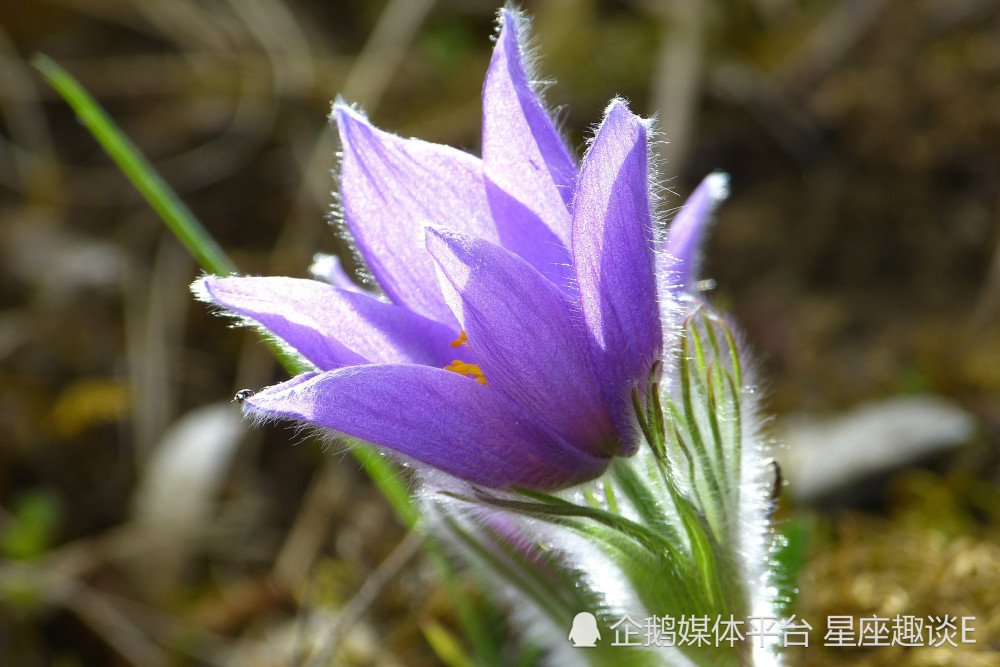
left=194, top=9, right=718, bottom=490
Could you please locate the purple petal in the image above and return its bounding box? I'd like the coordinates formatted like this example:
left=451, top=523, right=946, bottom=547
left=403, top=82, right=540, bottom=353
left=662, top=172, right=729, bottom=293
left=245, top=366, right=609, bottom=489
left=483, top=184, right=575, bottom=290
left=195, top=276, right=458, bottom=370
left=481, top=9, right=577, bottom=287
left=572, top=100, right=661, bottom=368
left=484, top=9, right=576, bottom=217
left=426, top=227, right=618, bottom=456
left=335, top=104, right=498, bottom=324
left=572, top=100, right=661, bottom=435
left=308, top=253, right=363, bottom=293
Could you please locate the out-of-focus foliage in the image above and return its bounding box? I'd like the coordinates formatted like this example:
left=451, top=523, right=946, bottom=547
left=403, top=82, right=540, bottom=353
left=791, top=470, right=1000, bottom=665
left=1, top=488, right=62, bottom=561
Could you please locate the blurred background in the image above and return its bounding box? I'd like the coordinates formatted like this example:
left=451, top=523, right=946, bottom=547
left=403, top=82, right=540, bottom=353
left=1, top=0, right=998, bottom=664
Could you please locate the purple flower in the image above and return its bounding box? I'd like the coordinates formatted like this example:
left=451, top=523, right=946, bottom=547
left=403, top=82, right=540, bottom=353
left=662, top=171, right=729, bottom=296
left=193, top=9, right=716, bottom=490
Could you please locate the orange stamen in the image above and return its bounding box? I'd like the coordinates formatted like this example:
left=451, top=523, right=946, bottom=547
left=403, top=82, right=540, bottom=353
left=444, top=359, right=487, bottom=385
left=450, top=330, right=470, bottom=349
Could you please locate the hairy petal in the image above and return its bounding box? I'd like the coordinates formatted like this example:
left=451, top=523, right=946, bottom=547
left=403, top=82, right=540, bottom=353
left=195, top=276, right=458, bottom=370
left=482, top=9, right=576, bottom=285
left=572, top=100, right=661, bottom=447
left=245, top=366, right=609, bottom=489
left=335, top=104, right=498, bottom=324
left=308, top=253, right=363, bottom=293
left=662, top=171, right=729, bottom=293
left=426, top=227, right=618, bottom=455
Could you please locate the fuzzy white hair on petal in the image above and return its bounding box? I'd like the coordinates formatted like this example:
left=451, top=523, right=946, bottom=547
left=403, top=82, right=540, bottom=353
left=189, top=274, right=318, bottom=373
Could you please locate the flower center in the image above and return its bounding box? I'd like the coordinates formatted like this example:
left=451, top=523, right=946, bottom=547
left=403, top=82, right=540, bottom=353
left=445, top=331, right=486, bottom=385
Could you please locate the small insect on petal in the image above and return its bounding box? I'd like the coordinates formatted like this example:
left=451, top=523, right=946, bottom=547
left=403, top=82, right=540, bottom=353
left=768, top=459, right=783, bottom=503
left=233, top=389, right=256, bottom=404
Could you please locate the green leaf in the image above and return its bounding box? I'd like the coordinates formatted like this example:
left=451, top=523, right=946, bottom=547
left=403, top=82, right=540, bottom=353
left=501, top=488, right=684, bottom=561
left=421, top=621, right=477, bottom=667
left=770, top=517, right=812, bottom=619
left=679, top=329, right=726, bottom=509
left=609, top=461, right=684, bottom=547
left=0, top=489, right=62, bottom=561
left=441, top=514, right=570, bottom=625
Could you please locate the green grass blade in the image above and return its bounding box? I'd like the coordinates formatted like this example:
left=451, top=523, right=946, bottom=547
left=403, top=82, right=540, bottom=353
left=32, top=54, right=237, bottom=277
left=420, top=621, right=476, bottom=667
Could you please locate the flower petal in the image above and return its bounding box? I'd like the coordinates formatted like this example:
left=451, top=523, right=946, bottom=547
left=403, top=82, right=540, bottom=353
left=308, top=253, right=363, bottom=293
left=482, top=9, right=576, bottom=285
left=572, top=100, right=662, bottom=389
left=335, top=104, right=498, bottom=324
left=662, top=172, right=729, bottom=293
left=245, top=366, right=609, bottom=489
left=195, top=276, right=457, bottom=369
left=426, top=227, right=618, bottom=455
left=482, top=184, right=575, bottom=290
